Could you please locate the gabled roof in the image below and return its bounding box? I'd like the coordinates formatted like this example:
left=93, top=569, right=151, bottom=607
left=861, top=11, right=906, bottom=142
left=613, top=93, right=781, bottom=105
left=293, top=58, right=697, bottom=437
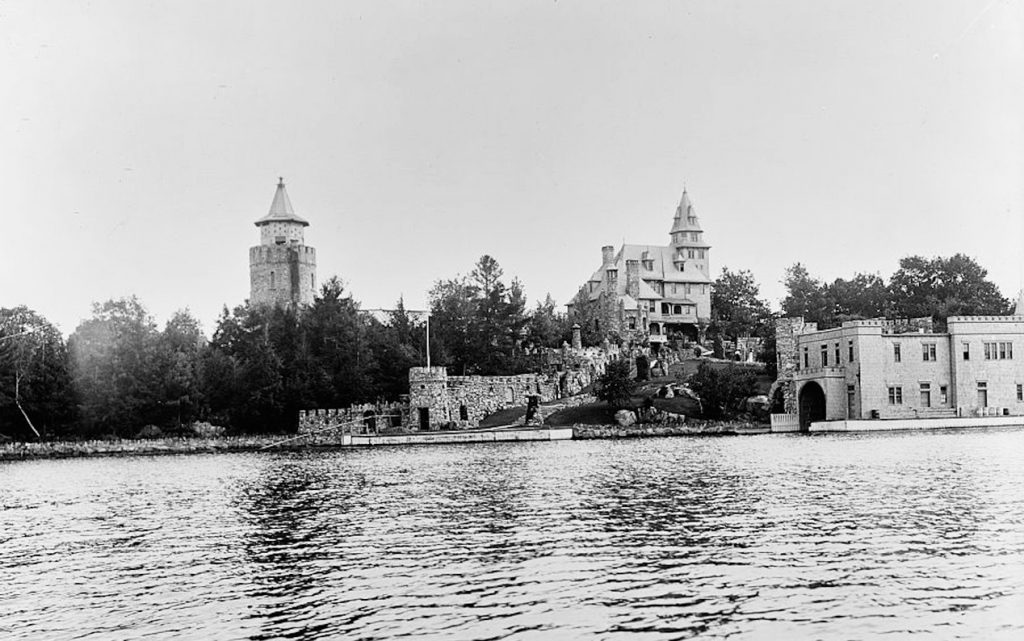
left=255, top=178, right=310, bottom=227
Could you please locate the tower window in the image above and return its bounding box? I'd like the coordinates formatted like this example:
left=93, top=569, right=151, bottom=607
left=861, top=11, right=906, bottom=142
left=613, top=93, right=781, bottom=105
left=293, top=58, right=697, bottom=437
left=275, top=235, right=286, bottom=245
left=270, top=271, right=275, bottom=289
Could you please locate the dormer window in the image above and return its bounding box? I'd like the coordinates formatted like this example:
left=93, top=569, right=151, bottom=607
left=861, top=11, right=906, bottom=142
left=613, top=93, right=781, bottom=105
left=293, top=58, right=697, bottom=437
left=606, top=269, right=618, bottom=280
left=642, top=259, right=654, bottom=271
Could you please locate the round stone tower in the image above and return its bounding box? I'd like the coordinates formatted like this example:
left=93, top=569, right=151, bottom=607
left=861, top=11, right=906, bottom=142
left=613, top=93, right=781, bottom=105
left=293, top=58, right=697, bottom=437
left=249, top=178, right=317, bottom=307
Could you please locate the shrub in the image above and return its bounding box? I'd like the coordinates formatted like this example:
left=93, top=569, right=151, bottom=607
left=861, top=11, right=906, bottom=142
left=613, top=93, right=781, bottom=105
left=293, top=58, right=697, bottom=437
left=594, top=359, right=637, bottom=409
left=687, top=363, right=758, bottom=419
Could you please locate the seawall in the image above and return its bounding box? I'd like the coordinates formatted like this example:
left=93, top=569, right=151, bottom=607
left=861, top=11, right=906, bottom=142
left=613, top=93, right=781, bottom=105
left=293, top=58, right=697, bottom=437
left=0, top=433, right=351, bottom=461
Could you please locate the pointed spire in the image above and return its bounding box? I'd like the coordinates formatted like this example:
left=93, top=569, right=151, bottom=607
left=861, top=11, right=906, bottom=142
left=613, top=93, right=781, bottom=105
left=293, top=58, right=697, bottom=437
left=255, top=177, right=309, bottom=227
left=670, top=186, right=701, bottom=235
left=1015, top=289, right=1024, bottom=315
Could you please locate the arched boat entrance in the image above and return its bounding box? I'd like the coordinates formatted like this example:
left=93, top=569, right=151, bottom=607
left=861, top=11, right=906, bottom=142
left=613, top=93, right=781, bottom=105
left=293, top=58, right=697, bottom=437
left=798, top=382, right=826, bottom=432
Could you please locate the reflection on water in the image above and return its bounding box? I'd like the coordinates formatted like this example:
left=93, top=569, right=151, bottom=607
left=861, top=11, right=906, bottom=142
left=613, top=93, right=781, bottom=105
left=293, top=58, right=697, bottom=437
left=3, top=429, right=1024, bottom=639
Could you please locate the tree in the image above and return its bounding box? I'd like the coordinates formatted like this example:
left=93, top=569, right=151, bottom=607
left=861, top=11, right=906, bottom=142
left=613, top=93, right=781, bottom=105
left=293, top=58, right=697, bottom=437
left=829, top=273, right=889, bottom=321
left=889, top=254, right=1010, bottom=328
left=527, top=294, right=569, bottom=348
left=156, top=310, right=206, bottom=431
left=0, top=307, right=75, bottom=439
left=68, top=297, right=165, bottom=437
left=594, top=359, right=636, bottom=409
left=781, top=263, right=833, bottom=327
left=687, top=363, right=757, bottom=419
left=711, top=268, right=773, bottom=341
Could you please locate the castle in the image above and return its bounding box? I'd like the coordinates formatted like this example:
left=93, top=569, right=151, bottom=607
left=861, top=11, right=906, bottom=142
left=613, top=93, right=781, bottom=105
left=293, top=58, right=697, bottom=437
left=567, top=189, right=712, bottom=346
left=249, top=178, right=317, bottom=307
left=774, top=311, right=1024, bottom=430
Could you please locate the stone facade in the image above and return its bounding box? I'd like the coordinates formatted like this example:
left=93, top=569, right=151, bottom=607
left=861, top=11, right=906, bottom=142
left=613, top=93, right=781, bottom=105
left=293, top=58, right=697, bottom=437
left=299, top=348, right=610, bottom=433
left=775, top=314, right=1024, bottom=429
left=567, top=188, right=712, bottom=347
left=249, top=178, right=317, bottom=307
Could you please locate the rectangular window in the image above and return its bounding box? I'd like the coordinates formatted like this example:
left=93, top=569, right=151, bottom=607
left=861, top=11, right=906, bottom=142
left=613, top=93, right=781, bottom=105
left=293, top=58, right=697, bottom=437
left=661, top=303, right=670, bottom=315
left=940, top=385, right=948, bottom=405
left=888, top=386, right=903, bottom=405
left=920, top=382, right=931, bottom=408
left=984, top=342, right=995, bottom=360
left=685, top=284, right=692, bottom=295
left=977, top=381, right=988, bottom=408
left=673, top=305, right=682, bottom=315
left=1000, top=342, right=1013, bottom=359
left=698, top=250, right=705, bottom=259
left=848, top=340, right=854, bottom=362
left=894, top=343, right=902, bottom=363
left=802, top=348, right=808, bottom=369
left=922, top=343, right=936, bottom=362
left=687, top=249, right=695, bottom=259
left=963, top=342, right=970, bottom=360
left=821, top=345, right=829, bottom=367
left=835, top=343, right=841, bottom=365
left=1017, top=384, right=1023, bottom=402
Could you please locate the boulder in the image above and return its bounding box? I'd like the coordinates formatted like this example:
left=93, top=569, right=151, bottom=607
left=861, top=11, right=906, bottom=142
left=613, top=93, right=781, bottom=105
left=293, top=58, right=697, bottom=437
left=614, top=409, right=637, bottom=427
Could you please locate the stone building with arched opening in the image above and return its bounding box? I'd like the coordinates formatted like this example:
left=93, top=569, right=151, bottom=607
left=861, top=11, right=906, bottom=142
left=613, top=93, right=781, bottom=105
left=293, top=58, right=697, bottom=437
left=774, top=311, right=1024, bottom=431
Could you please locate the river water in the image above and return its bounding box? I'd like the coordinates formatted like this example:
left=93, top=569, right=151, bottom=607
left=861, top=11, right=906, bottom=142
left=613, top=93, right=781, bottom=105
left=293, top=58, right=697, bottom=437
left=2, top=429, right=1024, bottom=640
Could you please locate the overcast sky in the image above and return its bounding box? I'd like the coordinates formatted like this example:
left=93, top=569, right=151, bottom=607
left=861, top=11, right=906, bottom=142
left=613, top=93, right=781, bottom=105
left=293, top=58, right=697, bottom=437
left=2, top=0, right=1022, bottom=335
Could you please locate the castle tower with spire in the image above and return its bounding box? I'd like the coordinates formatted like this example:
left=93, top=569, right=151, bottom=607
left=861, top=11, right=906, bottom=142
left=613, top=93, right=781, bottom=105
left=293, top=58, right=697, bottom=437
left=248, top=178, right=317, bottom=307
left=566, top=186, right=713, bottom=347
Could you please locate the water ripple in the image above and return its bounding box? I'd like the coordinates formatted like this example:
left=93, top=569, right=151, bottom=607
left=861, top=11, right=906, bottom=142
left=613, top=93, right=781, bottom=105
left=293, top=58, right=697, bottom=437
left=2, top=429, right=1024, bottom=639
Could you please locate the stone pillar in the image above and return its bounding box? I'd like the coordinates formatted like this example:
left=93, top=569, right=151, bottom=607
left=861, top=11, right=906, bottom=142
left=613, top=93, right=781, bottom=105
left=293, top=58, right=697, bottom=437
left=571, top=323, right=582, bottom=350
left=625, top=260, right=640, bottom=299
left=774, top=317, right=806, bottom=414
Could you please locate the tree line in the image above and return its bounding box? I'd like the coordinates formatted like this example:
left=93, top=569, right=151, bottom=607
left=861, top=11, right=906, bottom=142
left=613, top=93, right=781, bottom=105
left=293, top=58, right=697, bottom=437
left=705, top=253, right=1011, bottom=373
left=0, top=255, right=575, bottom=441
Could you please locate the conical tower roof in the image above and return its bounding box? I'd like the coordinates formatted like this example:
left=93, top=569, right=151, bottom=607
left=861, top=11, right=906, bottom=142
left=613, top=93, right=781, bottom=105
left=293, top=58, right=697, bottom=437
left=255, top=177, right=309, bottom=227
left=670, top=188, right=702, bottom=234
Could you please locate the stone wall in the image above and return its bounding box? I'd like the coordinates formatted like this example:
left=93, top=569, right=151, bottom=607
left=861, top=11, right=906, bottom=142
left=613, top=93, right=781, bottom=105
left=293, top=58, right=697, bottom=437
left=0, top=434, right=350, bottom=461
left=572, top=423, right=757, bottom=439
left=297, top=401, right=408, bottom=435
left=249, top=244, right=317, bottom=307
left=774, top=317, right=809, bottom=413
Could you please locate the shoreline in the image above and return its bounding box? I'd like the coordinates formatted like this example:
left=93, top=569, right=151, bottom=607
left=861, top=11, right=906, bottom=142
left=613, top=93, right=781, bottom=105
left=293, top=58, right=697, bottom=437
left=0, top=421, right=770, bottom=461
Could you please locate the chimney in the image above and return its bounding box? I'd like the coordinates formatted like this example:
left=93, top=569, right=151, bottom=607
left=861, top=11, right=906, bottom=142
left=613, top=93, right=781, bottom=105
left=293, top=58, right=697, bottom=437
left=601, top=245, right=615, bottom=266
left=625, top=260, right=640, bottom=299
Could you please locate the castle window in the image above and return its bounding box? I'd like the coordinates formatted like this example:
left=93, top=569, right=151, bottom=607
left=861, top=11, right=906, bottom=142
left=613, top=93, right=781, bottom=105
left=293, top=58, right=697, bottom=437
left=894, top=343, right=901, bottom=363
left=888, top=386, right=903, bottom=405
left=963, top=342, right=970, bottom=360
left=821, top=344, right=828, bottom=367
left=835, top=343, right=840, bottom=364
left=661, top=303, right=670, bottom=314
left=698, top=250, right=705, bottom=259
left=848, top=340, right=854, bottom=362
left=460, top=405, right=469, bottom=421
left=687, top=250, right=695, bottom=259
left=802, top=347, right=808, bottom=369
left=920, top=383, right=931, bottom=408
left=922, top=343, right=937, bottom=362
left=673, top=305, right=682, bottom=315
left=642, top=259, right=654, bottom=270
left=940, top=385, right=948, bottom=404
left=275, top=235, right=286, bottom=245
left=311, top=274, right=315, bottom=289
left=270, top=271, right=276, bottom=289
left=1017, top=384, right=1023, bottom=402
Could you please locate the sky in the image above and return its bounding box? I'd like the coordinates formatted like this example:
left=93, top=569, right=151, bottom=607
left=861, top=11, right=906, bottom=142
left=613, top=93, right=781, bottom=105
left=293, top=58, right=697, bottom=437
left=2, top=0, right=1022, bottom=336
